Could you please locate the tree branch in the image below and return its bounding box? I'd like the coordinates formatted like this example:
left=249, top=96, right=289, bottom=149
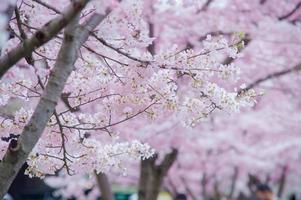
left=0, top=0, right=90, bottom=79
left=238, top=63, right=301, bottom=95
left=278, top=1, right=301, bottom=21
left=0, top=7, right=106, bottom=197
left=198, top=0, right=214, bottom=12
left=223, top=35, right=251, bottom=65
left=157, top=149, right=178, bottom=176
left=32, top=0, right=61, bottom=14
left=14, top=7, right=34, bottom=65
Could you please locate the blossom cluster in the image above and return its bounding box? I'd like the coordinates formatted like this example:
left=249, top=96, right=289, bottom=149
left=25, top=140, right=154, bottom=178
left=0, top=0, right=256, bottom=179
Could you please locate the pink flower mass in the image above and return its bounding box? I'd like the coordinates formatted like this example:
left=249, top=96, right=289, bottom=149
left=0, top=0, right=301, bottom=200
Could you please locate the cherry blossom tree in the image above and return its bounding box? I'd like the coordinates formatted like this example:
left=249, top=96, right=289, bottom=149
left=43, top=0, right=301, bottom=200
left=0, top=0, right=253, bottom=198
left=142, top=0, right=301, bottom=199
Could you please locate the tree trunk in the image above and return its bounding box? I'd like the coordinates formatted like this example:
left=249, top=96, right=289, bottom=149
left=201, top=172, right=208, bottom=200
left=95, top=171, right=115, bottom=200
left=247, top=174, right=261, bottom=194
left=138, top=149, right=178, bottom=200
left=265, top=173, right=271, bottom=184
left=181, top=177, right=197, bottom=200
left=277, top=166, right=287, bottom=198
left=213, top=180, right=221, bottom=200
left=228, top=167, right=238, bottom=200
left=166, top=177, right=178, bottom=198
left=0, top=10, right=106, bottom=198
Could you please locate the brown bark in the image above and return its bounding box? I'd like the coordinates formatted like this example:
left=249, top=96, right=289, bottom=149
left=138, top=149, right=178, bottom=200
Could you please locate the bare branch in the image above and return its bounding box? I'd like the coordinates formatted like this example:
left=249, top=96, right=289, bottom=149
left=158, top=149, right=178, bottom=176
left=197, top=0, right=214, bottom=12
left=92, top=32, right=150, bottom=64
left=238, top=63, right=301, bottom=95
left=14, top=7, right=34, bottom=65
left=32, top=0, right=61, bottom=14
left=278, top=1, right=301, bottom=21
